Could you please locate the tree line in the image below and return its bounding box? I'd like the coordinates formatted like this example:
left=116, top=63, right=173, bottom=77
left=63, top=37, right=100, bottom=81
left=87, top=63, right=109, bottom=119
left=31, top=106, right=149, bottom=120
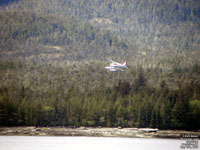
left=0, top=0, right=199, bottom=130
left=0, top=60, right=199, bottom=130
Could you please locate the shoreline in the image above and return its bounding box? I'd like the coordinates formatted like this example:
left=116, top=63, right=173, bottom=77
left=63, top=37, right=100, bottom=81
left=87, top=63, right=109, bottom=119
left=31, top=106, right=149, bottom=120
left=0, top=127, right=199, bottom=139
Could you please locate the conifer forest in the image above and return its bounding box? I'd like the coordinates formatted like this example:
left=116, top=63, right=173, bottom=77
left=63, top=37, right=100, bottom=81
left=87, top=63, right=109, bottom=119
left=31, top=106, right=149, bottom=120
left=0, top=0, right=200, bottom=130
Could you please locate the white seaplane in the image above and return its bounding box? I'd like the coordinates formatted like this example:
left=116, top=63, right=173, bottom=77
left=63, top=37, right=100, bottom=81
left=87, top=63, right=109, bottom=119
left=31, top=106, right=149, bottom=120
left=105, top=58, right=128, bottom=72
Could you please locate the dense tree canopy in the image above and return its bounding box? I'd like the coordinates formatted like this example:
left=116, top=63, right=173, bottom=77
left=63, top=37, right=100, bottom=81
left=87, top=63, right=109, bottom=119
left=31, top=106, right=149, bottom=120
left=0, top=0, right=199, bottom=130
left=0, top=60, right=200, bottom=129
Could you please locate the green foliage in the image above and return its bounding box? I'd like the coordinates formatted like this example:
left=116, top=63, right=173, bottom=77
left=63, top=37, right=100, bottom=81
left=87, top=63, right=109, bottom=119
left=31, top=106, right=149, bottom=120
left=0, top=60, right=199, bottom=130
left=172, top=99, right=190, bottom=129
left=0, top=0, right=199, bottom=68
left=0, top=0, right=199, bottom=130
left=0, top=10, right=130, bottom=61
left=189, top=99, right=200, bottom=130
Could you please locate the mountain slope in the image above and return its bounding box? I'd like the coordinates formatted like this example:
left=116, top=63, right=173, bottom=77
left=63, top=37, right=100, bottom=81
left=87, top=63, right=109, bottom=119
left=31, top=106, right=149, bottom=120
left=0, top=10, right=132, bottom=64
left=0, top=0, right=200, bottom=129
left=2, top=0, right=199, bottom=68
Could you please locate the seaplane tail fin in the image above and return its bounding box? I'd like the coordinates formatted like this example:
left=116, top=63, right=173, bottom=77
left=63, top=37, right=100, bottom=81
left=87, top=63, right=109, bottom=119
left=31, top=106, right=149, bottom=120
left=123, top=62, right=128, bottom=66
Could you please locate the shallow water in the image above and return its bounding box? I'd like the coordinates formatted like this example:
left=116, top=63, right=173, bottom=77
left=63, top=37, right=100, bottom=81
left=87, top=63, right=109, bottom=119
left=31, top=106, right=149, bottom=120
left=0, top=136, right=194, bottom=150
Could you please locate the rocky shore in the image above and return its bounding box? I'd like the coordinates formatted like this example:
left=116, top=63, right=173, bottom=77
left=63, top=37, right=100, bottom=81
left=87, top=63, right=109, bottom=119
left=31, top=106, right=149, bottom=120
left=0, top=127, right=199, bottom=139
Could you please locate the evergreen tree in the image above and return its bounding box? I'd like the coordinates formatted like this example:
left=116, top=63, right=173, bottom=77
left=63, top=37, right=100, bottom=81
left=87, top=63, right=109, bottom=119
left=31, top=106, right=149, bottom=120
left=172, top=99, right=190, bottom=129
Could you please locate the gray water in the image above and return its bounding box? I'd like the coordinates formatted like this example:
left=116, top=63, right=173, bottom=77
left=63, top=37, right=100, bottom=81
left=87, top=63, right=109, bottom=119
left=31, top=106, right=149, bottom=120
left=0, top=136, right=191, bottom=150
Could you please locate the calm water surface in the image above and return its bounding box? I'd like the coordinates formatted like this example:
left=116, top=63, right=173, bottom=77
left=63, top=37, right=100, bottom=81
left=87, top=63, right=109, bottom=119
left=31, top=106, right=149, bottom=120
left=0, top=136, right=187, bottom=150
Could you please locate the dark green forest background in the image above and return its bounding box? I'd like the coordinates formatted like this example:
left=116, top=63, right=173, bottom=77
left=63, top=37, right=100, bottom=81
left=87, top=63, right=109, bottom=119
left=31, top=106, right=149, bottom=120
left=0, top=0, right=200, bottom=130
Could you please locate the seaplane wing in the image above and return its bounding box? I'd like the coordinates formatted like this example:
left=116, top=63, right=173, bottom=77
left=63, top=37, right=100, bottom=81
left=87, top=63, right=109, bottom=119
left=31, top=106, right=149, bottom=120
left=106, top=57, right=116, bottom=63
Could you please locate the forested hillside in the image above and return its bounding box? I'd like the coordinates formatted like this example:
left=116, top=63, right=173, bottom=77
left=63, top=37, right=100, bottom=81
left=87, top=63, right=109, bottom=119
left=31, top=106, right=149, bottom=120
left=0, top=0, right=200, bottom=129
left=0, top=60, right=200, bottom=129
left=0, top=10, right=130, bottom=62
left=1, top=0, right=200, bottom=67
